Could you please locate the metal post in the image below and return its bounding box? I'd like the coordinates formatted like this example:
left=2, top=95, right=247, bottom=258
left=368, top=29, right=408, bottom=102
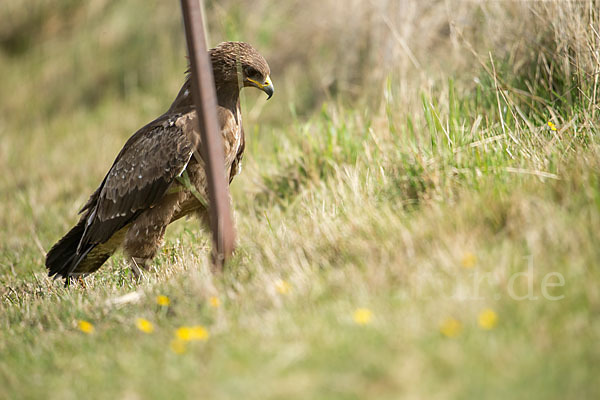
left=180, top=0, right=235, bottom=269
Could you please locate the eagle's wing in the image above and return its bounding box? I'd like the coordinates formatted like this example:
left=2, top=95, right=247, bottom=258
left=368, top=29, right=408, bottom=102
left=78, top=112, right=196, bottom=250
left=58, top=106, right=242, bottom=277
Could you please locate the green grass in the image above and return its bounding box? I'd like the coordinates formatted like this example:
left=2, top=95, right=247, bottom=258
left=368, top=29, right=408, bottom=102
left=1, top=1, right=599, bottom=399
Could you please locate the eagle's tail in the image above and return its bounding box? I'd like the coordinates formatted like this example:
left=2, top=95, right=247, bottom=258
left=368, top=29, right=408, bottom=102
left=45, top=219, right=108, bottom=281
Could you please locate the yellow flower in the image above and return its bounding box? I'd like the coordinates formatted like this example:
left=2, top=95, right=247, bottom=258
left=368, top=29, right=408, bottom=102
left=478, top=309, right=498, bottom=330
left=547, top=121, right=557, bottom=131
left=156, top=295, right=170, bottom=306
left=176, top=325, right=210, bottom=341
left=77, top=320, right=94, bottom=334
left=135, top=318, right=154, bottom=334
left=170, top=339, right=187, bottom=354
left=275, top=279, right=291, bottom=295
left=461, top=252, right=477, bottom=268
left=209, top=296, right=220, bottom=308
left=176, top=327, right=193, bottom=341
left=440, top=317, right=462, bottom=338
left=353, top=308, right=373, bottom=325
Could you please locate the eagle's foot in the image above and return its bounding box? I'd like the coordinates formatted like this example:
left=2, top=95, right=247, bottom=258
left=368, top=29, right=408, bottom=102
left=64, top=275, right=88, bottom=288
left=130, top=257, right=151, bottom=281
left=77, top=276, right=88, bottom=288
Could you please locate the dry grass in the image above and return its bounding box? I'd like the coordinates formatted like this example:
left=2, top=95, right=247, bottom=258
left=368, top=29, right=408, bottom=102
left=1, top=1, right=599, bottom=399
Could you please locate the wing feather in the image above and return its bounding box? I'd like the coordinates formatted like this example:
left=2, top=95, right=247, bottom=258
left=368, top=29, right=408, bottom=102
left=79, top=113, right=195, bottom=248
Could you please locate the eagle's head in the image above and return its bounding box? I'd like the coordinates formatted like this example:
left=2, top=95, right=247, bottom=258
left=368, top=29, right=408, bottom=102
left=210, top=41, right=274, bottom=99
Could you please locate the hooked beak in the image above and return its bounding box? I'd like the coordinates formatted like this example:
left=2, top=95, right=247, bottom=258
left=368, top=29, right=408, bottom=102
left=247, top=75, right=274, bottom=100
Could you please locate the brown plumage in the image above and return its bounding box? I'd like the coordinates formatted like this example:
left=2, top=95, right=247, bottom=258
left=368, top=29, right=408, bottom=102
left=46, top=41, right=273, bottom=281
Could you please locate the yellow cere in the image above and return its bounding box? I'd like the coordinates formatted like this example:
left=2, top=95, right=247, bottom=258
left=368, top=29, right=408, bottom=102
left=156, top=295, right=170, bottom=306
left=135, top=318, right=154, bottom=334
left=353, top=308, right=373, bottom=325
left=461, top=252, right=477, bottom=268
left=247, top=77, right=262, bottom=88
left=275, top=279, right=291, bottom=295
left=170, top=339, right=187, bottom=355
left=548, top=121, right=557, bottom=131
left=209, top=296, right=220, bottom=308
left=77, top=320, right=95, bottom=334
left=478, top=309, right=498, bottom=330
left=176, top=325, right=210, bottom=342
left=440, top=317, right=462, bottom=338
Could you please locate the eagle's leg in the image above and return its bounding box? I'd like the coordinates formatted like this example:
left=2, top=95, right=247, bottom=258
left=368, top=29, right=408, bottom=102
left=123, top=193, right=182, bottom=275
left=123, top=223, right=168, bottom=276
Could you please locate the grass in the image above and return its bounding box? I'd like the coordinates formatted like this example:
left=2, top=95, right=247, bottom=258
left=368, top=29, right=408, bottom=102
left=1, top=0, right=599, bottom=399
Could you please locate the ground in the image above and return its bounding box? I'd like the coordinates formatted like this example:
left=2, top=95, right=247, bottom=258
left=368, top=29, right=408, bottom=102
left=0, top=1, right=599, bottom=399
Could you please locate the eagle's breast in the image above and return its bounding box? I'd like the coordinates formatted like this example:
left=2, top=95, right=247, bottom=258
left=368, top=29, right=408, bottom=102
left=172, top=106, right=244, bottom=200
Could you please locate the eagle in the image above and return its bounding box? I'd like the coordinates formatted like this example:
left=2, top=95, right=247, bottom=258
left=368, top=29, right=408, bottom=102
left=46, top=41, right=273, bottom=281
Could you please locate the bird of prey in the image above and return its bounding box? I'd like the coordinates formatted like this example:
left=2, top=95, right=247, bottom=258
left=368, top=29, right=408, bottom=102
left=46, top=41, right=273, bottom=281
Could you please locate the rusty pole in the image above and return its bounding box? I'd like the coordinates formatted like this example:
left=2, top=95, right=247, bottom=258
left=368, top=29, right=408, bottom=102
left=180, top=0, right=235, bottom=268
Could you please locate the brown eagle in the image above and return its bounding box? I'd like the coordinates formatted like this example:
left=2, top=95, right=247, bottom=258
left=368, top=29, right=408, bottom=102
left=46, top=41, right=273, bottom=281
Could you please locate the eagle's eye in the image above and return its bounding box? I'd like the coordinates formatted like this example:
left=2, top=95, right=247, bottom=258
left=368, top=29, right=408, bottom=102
left=244, top=66, right=260, bottom=80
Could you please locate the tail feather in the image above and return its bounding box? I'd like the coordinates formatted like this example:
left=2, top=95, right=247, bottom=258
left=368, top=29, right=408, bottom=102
left=46, top=219, right=104, bottom=280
